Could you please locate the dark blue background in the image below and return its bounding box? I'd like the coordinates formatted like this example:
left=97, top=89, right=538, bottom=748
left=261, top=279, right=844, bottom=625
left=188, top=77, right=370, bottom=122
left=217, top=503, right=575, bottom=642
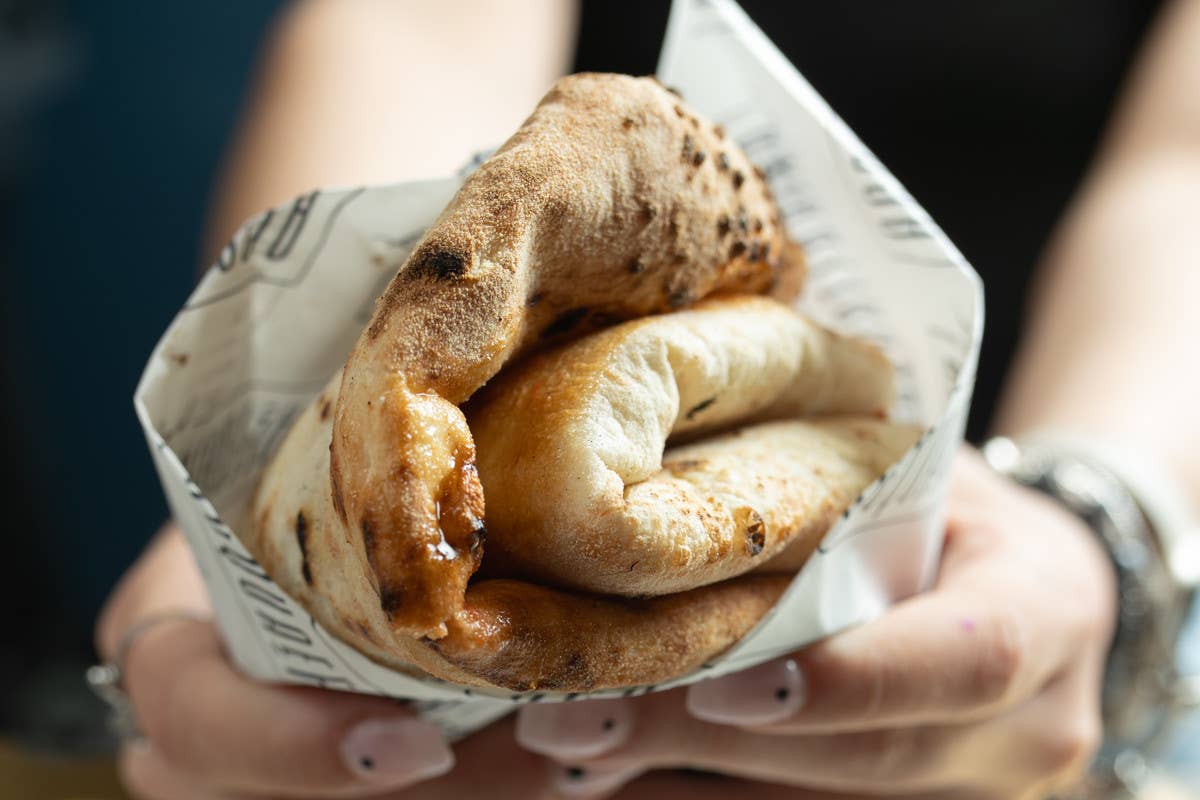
left=0, top=1, right=285, bottom=749
left=3, top=1, right=283, bottom=623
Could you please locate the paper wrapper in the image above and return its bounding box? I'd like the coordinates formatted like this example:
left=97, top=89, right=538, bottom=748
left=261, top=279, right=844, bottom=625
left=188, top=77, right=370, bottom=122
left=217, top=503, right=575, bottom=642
left=134, top=0, right=983, bottom=739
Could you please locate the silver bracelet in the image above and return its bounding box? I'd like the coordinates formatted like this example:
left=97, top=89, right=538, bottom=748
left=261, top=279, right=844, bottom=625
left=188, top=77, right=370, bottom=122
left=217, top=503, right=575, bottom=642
left=87, top=609, right=211, bottom=744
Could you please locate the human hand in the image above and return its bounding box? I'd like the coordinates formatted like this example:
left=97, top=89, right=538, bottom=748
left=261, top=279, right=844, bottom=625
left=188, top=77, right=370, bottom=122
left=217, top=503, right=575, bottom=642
left=95, top=526, right=551, bottom=800
left=514, top=448, right=1118, bottom=799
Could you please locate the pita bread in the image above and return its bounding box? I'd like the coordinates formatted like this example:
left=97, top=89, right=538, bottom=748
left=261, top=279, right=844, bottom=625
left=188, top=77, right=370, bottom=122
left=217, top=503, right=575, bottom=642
left=249, top=378, right=792, bottom=691
left=328, top=74, right=804, bottom=638
left=469, top=296, right=910, bottom=595
left=249, top=303, right=915, bottom=691
left=244, top=74, right=914, bottom=691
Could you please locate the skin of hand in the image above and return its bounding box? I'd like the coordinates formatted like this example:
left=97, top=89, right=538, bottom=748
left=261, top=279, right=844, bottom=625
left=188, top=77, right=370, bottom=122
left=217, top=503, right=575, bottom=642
left=98, top=527, right=600, bottom=800
left=94, top=451, right=1114, bottom=800
left=514, top=449, right=1118, bottom=800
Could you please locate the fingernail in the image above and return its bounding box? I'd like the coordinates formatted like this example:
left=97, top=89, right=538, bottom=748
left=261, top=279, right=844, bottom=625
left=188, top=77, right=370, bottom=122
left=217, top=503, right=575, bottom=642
left=552, top=762, right=638, bottom=797
left=686, top=657, right=805, bottom=725
left=340, top=717, right=455, bottom=785
left=516, top=698, right=634, bottom=759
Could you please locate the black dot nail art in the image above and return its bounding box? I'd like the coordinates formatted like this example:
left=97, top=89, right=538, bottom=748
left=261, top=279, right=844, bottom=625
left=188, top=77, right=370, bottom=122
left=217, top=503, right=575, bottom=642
left=359, top=756, right=375, bottom=770
left=602, top=718, right=616, bottom=731
left=565, top=766, right=586, bottom=780
left=775, top=687, right=790, bottom=702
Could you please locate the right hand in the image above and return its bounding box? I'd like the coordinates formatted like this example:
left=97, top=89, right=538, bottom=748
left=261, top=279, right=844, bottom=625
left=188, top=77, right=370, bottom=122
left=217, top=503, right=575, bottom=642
left=96, top=525, right=551, bottom=799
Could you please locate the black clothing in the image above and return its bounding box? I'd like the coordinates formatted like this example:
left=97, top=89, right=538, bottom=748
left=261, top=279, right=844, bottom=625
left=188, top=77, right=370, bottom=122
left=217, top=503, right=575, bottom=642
left=574, top=1, right=1162, bottom=438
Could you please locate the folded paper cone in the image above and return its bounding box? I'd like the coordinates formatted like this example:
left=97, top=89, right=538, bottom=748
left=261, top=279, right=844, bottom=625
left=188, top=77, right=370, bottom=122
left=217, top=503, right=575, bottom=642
left=135, top=0, right=982, bottom=725
left=245, top=75, right=919, bottom=692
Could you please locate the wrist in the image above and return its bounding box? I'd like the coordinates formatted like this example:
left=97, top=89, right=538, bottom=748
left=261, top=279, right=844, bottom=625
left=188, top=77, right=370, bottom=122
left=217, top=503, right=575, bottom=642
left=995, top=430, right=1200, bottom=587
left=982, top=435, right=1197, bottom=798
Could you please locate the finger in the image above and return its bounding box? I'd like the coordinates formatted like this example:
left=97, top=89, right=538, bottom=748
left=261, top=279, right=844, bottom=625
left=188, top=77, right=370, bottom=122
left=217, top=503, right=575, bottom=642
left=609, top=772, right=990, bottom=800
left=393, top=715, right=559, bottom=800
left=516, top=698, right=643, bottom=796
left=517, top=682, right=1095, bottom=798
left=119, top=744, right=250, bottom=800
left=102, top=526, right=455, bottom=796
left=123, top=617, right=453, bottom=796
left=686, top=454, right=1102, bottom=737
left=518, top=690, right=960, bottom=794
left=684, top=581, right=1050, bottom=732
left=96, top=525, right=211, bottom=660
left=947, top=665, right=1104, bottom=798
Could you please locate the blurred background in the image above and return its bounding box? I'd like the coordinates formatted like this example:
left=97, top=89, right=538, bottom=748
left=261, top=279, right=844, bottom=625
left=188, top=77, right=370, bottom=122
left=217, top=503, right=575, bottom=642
left=0, top=1, right=285, bottom=794
left=0, top=0, right=1194, bottom=797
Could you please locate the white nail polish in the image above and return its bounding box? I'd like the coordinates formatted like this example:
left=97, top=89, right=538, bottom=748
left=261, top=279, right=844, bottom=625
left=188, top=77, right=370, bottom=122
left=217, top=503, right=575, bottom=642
left=339, top=717, right=454, bottom=785
left=516, top=698, right=634, bottom=759
left=552, top=762, right=637, bottom=797
left=686, top=658, right=806, bottom=726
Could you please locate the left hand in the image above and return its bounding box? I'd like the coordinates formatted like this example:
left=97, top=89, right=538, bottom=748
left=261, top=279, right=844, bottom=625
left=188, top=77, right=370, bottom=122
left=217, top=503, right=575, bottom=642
left=515, top=447, right=1118, bottom=799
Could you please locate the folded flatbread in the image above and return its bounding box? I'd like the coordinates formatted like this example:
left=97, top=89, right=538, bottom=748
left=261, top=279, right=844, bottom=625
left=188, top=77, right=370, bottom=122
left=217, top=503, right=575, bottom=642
left=250, top=298, right=916, bottom=691
left=469, top=295, right=900, bottom=595
left=245, top=74, right=918, bottom=692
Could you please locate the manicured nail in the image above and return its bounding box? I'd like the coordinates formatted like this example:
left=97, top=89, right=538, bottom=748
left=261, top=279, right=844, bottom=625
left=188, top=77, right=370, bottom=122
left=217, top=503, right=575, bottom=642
left=686, top=657, right=805, bottom=725
left=340, top=717, right=455, bottom=785
left=516, top=698, right=634, bottom=759
left=552, top=762, right=638, bottom=797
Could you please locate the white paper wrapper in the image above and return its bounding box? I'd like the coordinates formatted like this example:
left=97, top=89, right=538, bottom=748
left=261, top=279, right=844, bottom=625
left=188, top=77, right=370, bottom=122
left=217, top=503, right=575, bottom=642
left=134, top=0, right=982, bottom=739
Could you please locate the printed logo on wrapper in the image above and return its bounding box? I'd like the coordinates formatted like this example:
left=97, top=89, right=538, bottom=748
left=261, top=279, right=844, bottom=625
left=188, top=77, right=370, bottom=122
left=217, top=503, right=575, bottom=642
left=133, top=0, right=983, bottom=739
